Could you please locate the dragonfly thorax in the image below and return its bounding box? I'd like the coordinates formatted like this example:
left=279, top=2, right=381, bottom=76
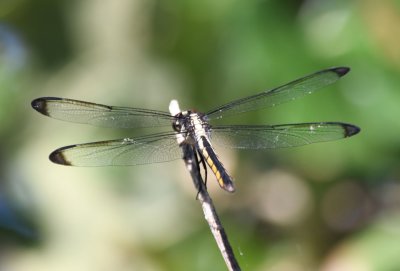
left=172, top=111, right=211, bottom=146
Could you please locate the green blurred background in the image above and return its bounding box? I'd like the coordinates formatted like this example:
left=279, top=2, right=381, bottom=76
left=1, top=0, right=400, bottom=270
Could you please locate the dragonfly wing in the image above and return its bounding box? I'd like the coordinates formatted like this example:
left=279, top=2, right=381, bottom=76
left=210, top=123, right=360, bottom=149
left=49, top=132, right=183, bottom=166
left=206, top=67, right=349, bottom=120
left=31, top=97, right=174, bottom=128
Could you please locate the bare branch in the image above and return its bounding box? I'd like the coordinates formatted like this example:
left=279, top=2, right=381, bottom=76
left=169, top=100, right=241, bottom=271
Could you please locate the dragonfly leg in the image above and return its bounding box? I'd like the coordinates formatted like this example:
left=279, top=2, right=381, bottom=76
left=197, top=148, right=208, bottom=188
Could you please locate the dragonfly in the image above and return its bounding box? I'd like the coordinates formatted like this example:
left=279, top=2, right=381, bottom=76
left=31, top=67, right=360, bottom=193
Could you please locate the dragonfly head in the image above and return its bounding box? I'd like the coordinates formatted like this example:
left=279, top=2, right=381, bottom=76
left=172, top=111, right=191, bottom=133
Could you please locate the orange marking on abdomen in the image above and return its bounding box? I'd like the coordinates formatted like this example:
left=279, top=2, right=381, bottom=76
left=202, top=148, right=224, bottom=184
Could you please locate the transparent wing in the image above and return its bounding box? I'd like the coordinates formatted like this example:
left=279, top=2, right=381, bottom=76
left=206, top=67, right=349, bottom=120
left=210, top=122, right=360, bottom=149
left=49, top=132, right=183, bottom=166
left=31, top=97, right=174, bottom=128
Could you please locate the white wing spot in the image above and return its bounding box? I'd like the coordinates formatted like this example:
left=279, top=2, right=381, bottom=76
left=123, top=138, right=134, bottom=143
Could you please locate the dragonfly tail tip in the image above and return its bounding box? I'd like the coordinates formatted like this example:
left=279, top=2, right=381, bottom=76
left=224, top=183, right=236, bottom=193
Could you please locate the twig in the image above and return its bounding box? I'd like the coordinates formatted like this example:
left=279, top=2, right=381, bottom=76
left=169, top=100, right=241, bottom=271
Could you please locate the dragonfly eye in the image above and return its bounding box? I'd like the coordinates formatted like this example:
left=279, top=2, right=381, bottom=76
left=172, top=121, right=182, bottom=132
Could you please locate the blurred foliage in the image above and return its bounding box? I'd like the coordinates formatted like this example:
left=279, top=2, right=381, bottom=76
left=0, top=0, right=400, bottom=270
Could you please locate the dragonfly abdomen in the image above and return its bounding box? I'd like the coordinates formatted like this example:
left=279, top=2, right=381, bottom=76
left=199, top=136, right=235, bottom=193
